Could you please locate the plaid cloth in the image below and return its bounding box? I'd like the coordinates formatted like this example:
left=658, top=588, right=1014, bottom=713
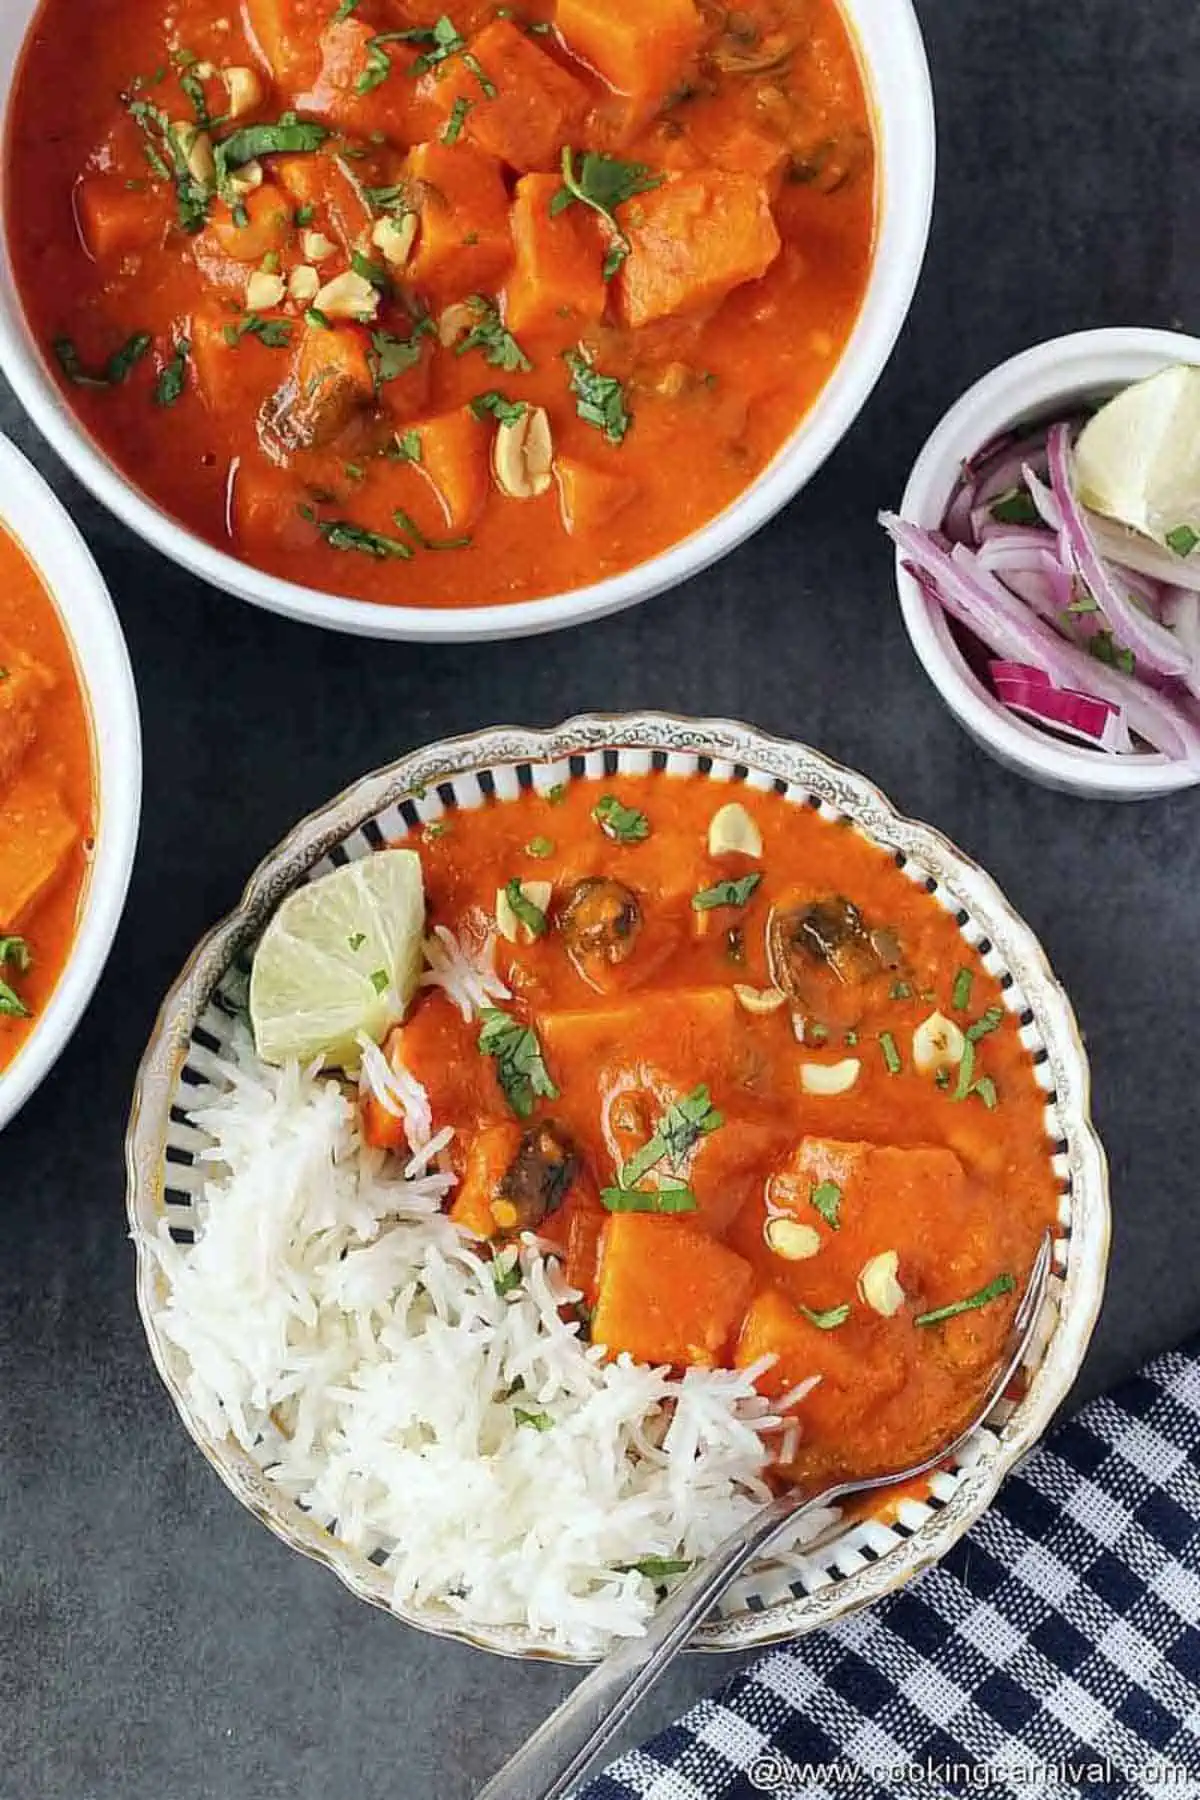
left=585, top=1346, right=1200, bottom=1800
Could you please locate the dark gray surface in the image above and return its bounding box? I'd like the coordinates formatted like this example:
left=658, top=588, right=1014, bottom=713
left=3, top=1, right=1199, bottom=1795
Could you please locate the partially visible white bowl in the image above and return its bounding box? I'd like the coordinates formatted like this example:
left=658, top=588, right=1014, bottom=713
left=895, top=328, right=1200, bottom=801
left=0, top=434, right=141, bottom=1133
left=0, top=0, right=935, bottom=642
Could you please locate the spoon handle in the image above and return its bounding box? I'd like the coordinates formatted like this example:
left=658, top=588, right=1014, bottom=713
left=474, top=1488, right=821, bottom=1800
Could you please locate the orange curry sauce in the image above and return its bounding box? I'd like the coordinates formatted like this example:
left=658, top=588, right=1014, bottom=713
left=6, top=0, right=875, bottom=611
left=0, top=527, right=94, bottom=1076
left=364, top=776, right=1060, bottom=1485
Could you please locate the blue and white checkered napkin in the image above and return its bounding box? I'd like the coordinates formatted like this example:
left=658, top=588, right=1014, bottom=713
left=585, top=1346, right=1200, bottom=1800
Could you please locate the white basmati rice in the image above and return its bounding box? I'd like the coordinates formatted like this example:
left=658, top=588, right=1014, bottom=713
left=419, top=920, right=510, bottom=1021
left=141, top=1032, right=835, bottom=1654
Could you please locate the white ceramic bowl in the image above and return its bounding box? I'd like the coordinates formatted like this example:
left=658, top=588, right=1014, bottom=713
left=0, top=433, right=141, bottom=1133
left=126, top=713, right=1109, bottom=1663
left=895, top=328, right=1200, bottom=801
left=0, top=0, right=935, bottom=642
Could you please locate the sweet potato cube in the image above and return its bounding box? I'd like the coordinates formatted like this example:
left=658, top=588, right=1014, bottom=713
left=0, top=770, right=78, bottom=928
left=405, top=141, right=513, bottom=305
left=288, top=322, right=376, bottom=447
left=243, top=0, right=320, bottom=84
left=0, top=653, right=54, bottom=793
left=206, top=184, right=294, bottom=263
left=555, top=455, right=638, bottom=536
left=299, top=20, right=442, bottom=141
left=564, top=1199, right=606, bottom=1305
left=409, top=406, right=491, bottom=532
left=505, top=174, right=605, bottom=336
left=273, top=153, right=373, bottom=256
left=449, top=1121, right=524, bottom=1238
left=540, top=988, right=737, bottom=1069
left=556, top=0, right=703, bottom=116
left=435, top=19, right=588, bottom=173
left=703, top=122, right=790, bottom=194
left=592, top=1214, right=754, bottom=1368
left=190, top=309, right=276, bottom=411
left=76, top=176, right=167, bottom=261
left=617, top=171, right=781, bottom=327
left=735, top=1288, right=820, bottom=1400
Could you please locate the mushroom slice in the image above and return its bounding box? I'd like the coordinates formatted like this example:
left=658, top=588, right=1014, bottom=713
left=558, top=878, right=641, bottom=966
left=490, top=1122, right=577, bottom=1232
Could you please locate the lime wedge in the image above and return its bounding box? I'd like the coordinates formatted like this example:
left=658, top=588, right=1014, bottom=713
left=249, top=849, right=425, bottom=1069
left=1074, top=363, right=1200, bottom=555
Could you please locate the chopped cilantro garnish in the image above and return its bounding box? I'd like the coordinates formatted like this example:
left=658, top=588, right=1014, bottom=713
left=990, top=487, right=1042, bottom=527
left=879, top=1030, right=902, bottom=1074
left=692, top=874, right=762, bottom=912
left=454, top=297, right=531, bottom=372
left=546, top=783, right=568, bottom=805
left=442, top=97, right=473, bottom=143
left=368, top=329, right=422, bottom=386
left=890, top=979, right=912, bottom=1000
left=478, top=1007, right=559, bottom=1118
left=525, top=836, right=555, bottom=858
left=914, top=1273, right=1015, bottom=1328
left=393, top=428, right=423, bottom=463
left=154, top=337, right=191, bottom=407
left=592, top=793, right=649, bottom=842
left=491, top=1247, right=522, bottom=1296
left=223, top=313, right=292, bottom=348
left=0, top=936, right=32, bottom=1019
left=504, top=878, right=548, bottom=938
left=1167, top=524, right=1199, bottom=558
left=951, top=967, right=974, bottom=1012
left=809, top=1180, right=841, bottom=1230
left=470, top=390, right=528, bottom=425
left=311, top=517, right=414, bottom=559
left=351, top=250, right=391, bottom=291
left=54, top=332, right=153, bottom=388
left=600, top=1184, right=699, bottom=1214
left=552, top=148, right=663, bottom=280
left=618, top=1558, right=693, bottom=1582
left=214, top=113, right=329, bottom=195
left=799, top=1302, right=851, bottom=1330
left=618, top=1085, right=722, bottom=1191
left=513, top=1407, right=554, bottom=1431
left=565, top=348, right=631, bottom=444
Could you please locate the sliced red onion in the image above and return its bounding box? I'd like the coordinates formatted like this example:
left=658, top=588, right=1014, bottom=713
left=990, top=662, right=1134, bottom=753
left=1022, top=465, right=1063, bottom=532
left=1046, top=424, right=1193, bottom=679
left=944, top=474, right=977, bottom=546
left=882, top=512, right=1200, bottom=761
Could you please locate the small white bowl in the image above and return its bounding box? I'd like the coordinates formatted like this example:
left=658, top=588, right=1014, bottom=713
left=895, top=328, right=1200, bottom=801
left=0, top=434, right=141, bottom=1133
left=0, top=0, right=935, bottom=643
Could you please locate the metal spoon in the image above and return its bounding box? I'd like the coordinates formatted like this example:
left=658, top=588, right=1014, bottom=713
left=477, top=1231, right=1053, bottom=1800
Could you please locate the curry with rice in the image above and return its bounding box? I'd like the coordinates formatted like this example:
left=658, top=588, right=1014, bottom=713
left=7, top=0, right=875, bottom=611
left=342, top=774, right=1059, bottom=1486
left=0, top=527, right=95, bottom=1080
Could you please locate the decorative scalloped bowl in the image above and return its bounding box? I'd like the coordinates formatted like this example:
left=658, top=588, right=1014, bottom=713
left=125, top=715, right=1110, bottom=1662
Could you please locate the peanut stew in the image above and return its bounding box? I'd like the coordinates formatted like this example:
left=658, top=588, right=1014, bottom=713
left=0, top=527, right=94, bottom=1077
left=7, top=0, right=875, bottom=612
left=364, top=775, right=1059, bottom=1486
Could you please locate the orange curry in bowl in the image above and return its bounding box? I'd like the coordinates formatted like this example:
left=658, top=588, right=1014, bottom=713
left=7, top=0, right=875, bottom=612
left=365, top=775, right=1059, bottom=1486
left=0, top=527, right=95, bottom=1078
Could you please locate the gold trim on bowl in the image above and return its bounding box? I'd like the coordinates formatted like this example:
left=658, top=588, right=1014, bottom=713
left=125, top=713, right=1110, bottom=1663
